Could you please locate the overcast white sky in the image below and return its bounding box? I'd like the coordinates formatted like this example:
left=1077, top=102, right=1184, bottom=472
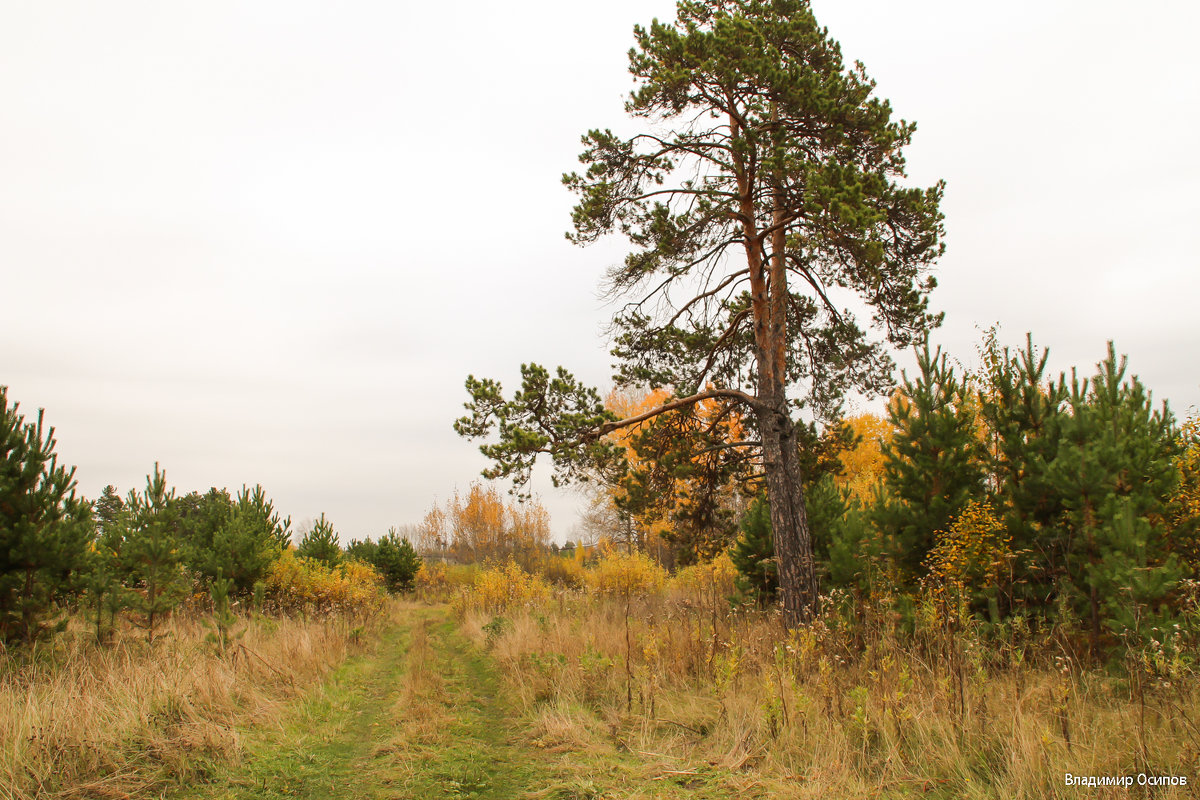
left=2, top=1, right=1197, bottom=543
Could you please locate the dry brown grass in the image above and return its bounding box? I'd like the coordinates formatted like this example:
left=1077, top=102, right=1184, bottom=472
left=380, top=613, right=451, bottom=757
left=0, top=609, right=383, bottom=800
left=462, top=592, right=1200, bottom=798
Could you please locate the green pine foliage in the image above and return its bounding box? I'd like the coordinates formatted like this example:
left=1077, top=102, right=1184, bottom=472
left=205, top=569, right=242, bottom=654
left=84, top=489, right=128, bottom=643
left=297, top=513, right=342, bottom=568
left=0, top=386, right=93, bottom=644
left=732, top=496, right=776, bottom=607
left=207, top=510, right=280, bottom=595
left=93, top=484, right=125, bottom=536
left=345, top=530, right=422, bottom=593
left=973, top=332, right=1068, bottom=612
left=123, top=464, right=188, bottom=640
left=1091, top=502, right=1184, bottom=645
left=373, top=529, right=422, bottom=593
left=873, top=341, right=986, bottom=583
left=825, top=502, right=878, bottom=594
left=345, top=537, right=380, bottom=564
left=89, top=485, right=134, bottom=642
left=175, top=487, right=234, bottom=578
left=733, top=477, right=863, bottom=605
left=179, top=485, right=288, bottom=595
left=235, top=484, right=293, bottom=551
left=805, top=473, right=850, bottom=567
left=1048, top=343, right=1179, bottom=646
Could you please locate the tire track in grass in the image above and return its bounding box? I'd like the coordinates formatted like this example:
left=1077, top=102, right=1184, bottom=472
left=178, top=605, right=744, bottom=800
left=176, top=611, right=413, bottom=800
left=386, top=611, right=550, bottom=798
left=177, top=606, right=558, bottom=800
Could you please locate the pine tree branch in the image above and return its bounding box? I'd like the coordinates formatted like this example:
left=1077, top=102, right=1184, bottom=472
left=593, top=388, right=761, bottom=438
left=691, top=309, right=751, bottom=394
left=666, top=269, right=750, bottom=328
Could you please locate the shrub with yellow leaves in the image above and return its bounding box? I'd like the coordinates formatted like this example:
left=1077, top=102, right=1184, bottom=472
left=264, top=549, right=385, bottom=618
left=452, top=559, right=552, bottom=616
left=536, top=554, right=586, bottom=588
left=1169, top=413, right=1200, bottom=567
left=671, top=551, right=737, bottom=608
left=413, top=560, right=451, bottom=600
left=585, top=545, right=667, bottom=598
left=923, top=499, right=1011, bottom=623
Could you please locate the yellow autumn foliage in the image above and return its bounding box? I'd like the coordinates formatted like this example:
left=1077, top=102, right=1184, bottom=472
left=453, top=559, right=552, bottom=615
left=264, top=549, right=386, bottom=617
left=1173, top=414, right=1200, bottom=523
left=1169, top=413, right=1200, bottom=566
left=835, top=412, right=893, bottom=504
left=923, top=500, right=1011, bottom=619
left=413, top=560, right=451, bottom=600
left=419, top=483, right=552, bottom=567
left=585, top=545, right=667, bottom=597
left=536, top=554, right=586, bottom=587
left=671, top=551, right=738, bottom=603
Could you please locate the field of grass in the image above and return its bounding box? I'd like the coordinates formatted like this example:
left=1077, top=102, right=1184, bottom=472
left=458, top=585, right=1200, bottom=799
left=5, top=592, right=1197, bottom=799
left=176, top=604, right=556, bottom=799
left=0, top=606, right=382, bottom=800
left=173, top=603, right=759, bottom=800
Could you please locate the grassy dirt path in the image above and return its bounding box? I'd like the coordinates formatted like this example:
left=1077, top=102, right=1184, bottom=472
left=182, top=605, right=750, bottom=800
left=180, top=606, right=557, bottom=800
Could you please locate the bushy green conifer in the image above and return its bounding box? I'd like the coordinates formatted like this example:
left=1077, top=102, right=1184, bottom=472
left=123, top=464, right=187, bottom=639
left=873, top=342, right=986, bottom=583
left=345, top=538, right=379, bottom=564
left=176, top=485, right=288, bottom=594
left=0, top=386, right=93, bottom=643
left=1048, top=344, right=1179, bottom=646
left=825, top=502, right=879, bottom=594
left=297, top=513, right=341, bottom=567
left=205, top=569, right=241, bottom=654
left=373, top=529, right=422, bottom=593
left=974, top=332, right=1068, bottom=612
left=732, top=496, right=776, bottom=607
left=84, top=488, right=129, bottom=643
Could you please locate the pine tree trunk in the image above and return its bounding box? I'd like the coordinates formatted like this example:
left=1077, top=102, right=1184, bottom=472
left=21, top=565, right=37, bottom=643
left=758, top=401, right=820, bottom=627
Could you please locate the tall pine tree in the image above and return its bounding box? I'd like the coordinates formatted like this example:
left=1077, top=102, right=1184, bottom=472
left=456, top=0, right=946, bottom=626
